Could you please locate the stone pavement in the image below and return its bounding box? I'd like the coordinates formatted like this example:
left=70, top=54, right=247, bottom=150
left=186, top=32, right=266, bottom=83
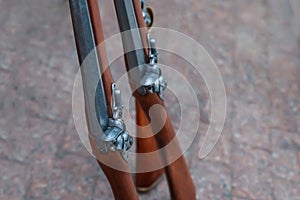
left=0, top=0, right=299, bottom=199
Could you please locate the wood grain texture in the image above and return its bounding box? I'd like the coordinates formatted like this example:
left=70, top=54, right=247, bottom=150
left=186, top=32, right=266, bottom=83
left=87, top=0, right=138, bottom=199
left=135, top=101, right=165, bottom=191
left=132, top=0, right=196, bottom=198
left=132, top=0, right=165, bottom=192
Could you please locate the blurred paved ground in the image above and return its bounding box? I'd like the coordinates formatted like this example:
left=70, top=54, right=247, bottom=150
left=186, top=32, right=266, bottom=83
left=1, top=0, right=300, bottom=199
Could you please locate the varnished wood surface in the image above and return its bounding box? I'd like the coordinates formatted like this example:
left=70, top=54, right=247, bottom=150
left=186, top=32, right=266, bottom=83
left=131, top=0, right=196, bottom=198
left=87, top=0, right=138, bottom=199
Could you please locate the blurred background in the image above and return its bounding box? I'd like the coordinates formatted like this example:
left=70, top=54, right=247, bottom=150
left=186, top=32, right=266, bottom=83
left=0, top=0, right=299, bottom=199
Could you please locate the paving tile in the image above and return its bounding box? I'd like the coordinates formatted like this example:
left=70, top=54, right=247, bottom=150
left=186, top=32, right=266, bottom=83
left=0, top=159, right=30, bottom=200
left=289, top=0, right=300, bottom=39
left=200, top=121, right=232, bottom=165
left=272, top=177, right=300, bottom=200
left=270, top=130, right=300, bottom=183
left=267, top=54, right=300, bottom=133
left=232, top=100, right=270, bottom=150
left=92, top=175, right=114, bottom=200
left=190, top=161, right=232, bottom=200
left=233, top=0, right=270, bottom=104
left=231, top=143, right=273, bottom=200
left=60, top=118, right=88, bottom=156
left=27, top=154, right=99, bottom=200
left=267, top=0, right=299, bottom=56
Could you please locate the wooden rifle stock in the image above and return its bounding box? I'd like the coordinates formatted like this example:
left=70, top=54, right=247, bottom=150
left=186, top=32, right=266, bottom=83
left=135, top=101, right=164, bottom=191
left=132, top=0, right=196, bottom=199
left=131, top=0, right=165, bottom=192
left=87, top=0, right=138, bottom=199
left=134, top=92, right=196, bottom=199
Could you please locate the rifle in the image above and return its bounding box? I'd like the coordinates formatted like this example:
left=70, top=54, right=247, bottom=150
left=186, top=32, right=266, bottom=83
left=69, top=0, right=196, bottom=199
left=69, top=0, right=138, bottom=199
left=132, top=0, right=165, bottom=192
left=114, top=0, right=195, bottom=198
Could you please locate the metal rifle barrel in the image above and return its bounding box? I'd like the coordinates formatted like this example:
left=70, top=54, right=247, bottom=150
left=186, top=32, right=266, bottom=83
left=69, top=0, right=109, bottom=144
left=113, top=0, right=147, bottom=86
